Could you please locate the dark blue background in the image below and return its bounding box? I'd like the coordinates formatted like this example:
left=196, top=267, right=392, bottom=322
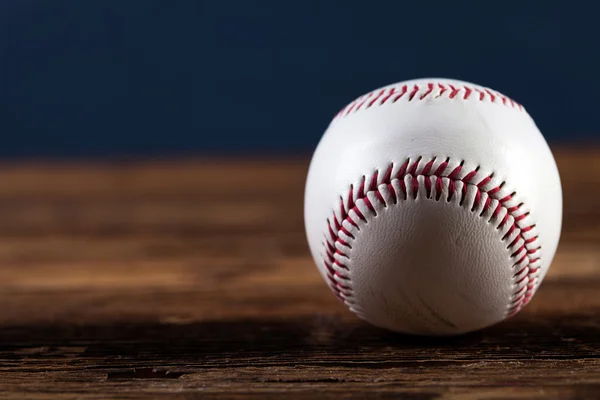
left=0, top=1, right=596, bottom=158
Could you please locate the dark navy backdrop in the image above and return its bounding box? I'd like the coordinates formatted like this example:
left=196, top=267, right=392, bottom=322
left=0, top=1, right=597, bottom=158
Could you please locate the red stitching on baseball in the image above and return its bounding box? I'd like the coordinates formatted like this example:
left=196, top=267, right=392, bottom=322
left=449, top=85, right=460, bottom=99
left=367, top=89, right=386, bottom=108
left=335, top=82, right=522, bottom=119
left=333, top=216, right=341, bottom=231
left=409, top=85, right=420, bottom=101
left=477, top=174, right=492, bottom=188
left=419, top=83, right=434, bottom=100
left=355, top=92, right=374, bottom=111
left=409, top=156, right=421, bottom=175
left=463, top=169, right=478, bottom=183
left=511, top=244, right=526, bottom=258
left=392, top=85, right=408, bottom=102
left=474, top=87, right=485, bottom=100
left=346, top=216, right=359, bottom=229
left=340, top=226, right=354, bottom=238
left=422, top=159, right=435, bottom=175
left=435, top=159, right=449, bottom=176
left=383, top=165, right=393, bottom=183
left=425, top=176, right=432, bottom=198
left=472, top=189, right=481, bottom=211
left=364, top=197, right=376, bottom=214
left=398, top=160, right=410, bottom=177
left=375, top=190, right=386, bottom=206
left=369, top=172, right=378, bottom=191
left=379, top=88, right=396, bottom=105
left=322, top=157, right=540, bottom=317
left=507, top=204, right=523, bottom=213
left=387, top=183, right=397, bottom=204
left=463, top=86, right=472, bottom=100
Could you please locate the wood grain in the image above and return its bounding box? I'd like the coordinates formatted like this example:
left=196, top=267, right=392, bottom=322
left=0, top=148, right=599, bottom=399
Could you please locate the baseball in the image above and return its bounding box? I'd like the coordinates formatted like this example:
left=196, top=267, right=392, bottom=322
left=304, top=78, right=562, bottom=336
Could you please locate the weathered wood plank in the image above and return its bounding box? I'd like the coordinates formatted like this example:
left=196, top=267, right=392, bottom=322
left=0, top=148, right=598, bottom=398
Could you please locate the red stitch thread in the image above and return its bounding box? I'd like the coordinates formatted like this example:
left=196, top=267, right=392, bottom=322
left=352, top=206, right=366, bottom=222
left=363, top=197, right=376, bottom=214
left=462, top=169, right=478, bottom=183
left=514, top=213, right=529, bottom=222
left=449, top=85, right=460, bottom=99
left=511, top=244, right=526, bottom=258
left=392, top=85, right=408, bottom=102
left=492, top=203, right=502, bottom=219
left=347, top=186, right=355, bottom=210
left=512, top=285, right=527, bottom=296
left=398, top=160, right=410, bottom=177
left=502, top=222, right=517, bottom=240
left=448, top=165, right=463, bottom=179
left=379, top=88, right=396, bottom=105
left=409, top=157, right=421, bottom=175
left=367, top=89, right=386, bottom=108
left=345, top=99, right=359, bottom=115
left=387, top=183, right=397, bottom=204
left=463, top=86, right=472, bottom=100
left=375, top=190, right=386, bottom=206
left=474, top=88, right=485, bottom=100
left=335, top=271, right=350, bottom=280
left=515, top=274, right=528, bottom=285
left=326, top=241, right=335, bottom=254
left=409, top=85, right=420, bottom=101
left=420, top=83, right=434, bottom=100
left=336, top=237, right=350, bottom=248
left=477, top=175, right=492, bottom=188
left=472, top=188, right=481, bottom=210
left=488, top=186, right=502, bottom=196
left=480, top=196, right=492, bottom=216
left=355, top=92, right=374, bottom=111
left=339, top=200, right=347, bottom=220
left=411, top=177, right=419, bottom=199
left=425, top=176, right=432, bottom=198
left=499, top=213, right=510, bottom=228
left=336, top=81, right=523, bottom=120
left=335, top=249, right=348, bottom=258
left=399, top=180, right=407, bottom=200
left=422, top=159, right=435, bottom=175
left=507, top=235, right=521, bottom=249
left=369, top=172, right=378, bottom=191
left=460, top=183, right=468, bottom=205
left=382, top=165, right=393, bottom=183
left=323, top=158, right=540, bottom=315
left=485, top=89, right=496, bottom=102
left=435, top=177, right=443, bottom=200
left=357, top=179, right=365, bottom=198
left=333, top=217, right=342, bottom=233
left=327, top=224, right=337, bottom=242
left=434, top=159, right=449, bottom=176
left=346, top=216, right=359, bottom=229
left=448, top=179, right=455, bottom=201
left=507, top=204, right=521, bottom=213
left=340, top=226, right=354, bottom=238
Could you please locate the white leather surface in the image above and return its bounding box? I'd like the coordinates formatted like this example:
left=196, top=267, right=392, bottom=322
left=304, top=78, right=562, bottom=335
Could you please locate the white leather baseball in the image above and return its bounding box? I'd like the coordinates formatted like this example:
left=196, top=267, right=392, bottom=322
left=304, top=78, right=562, bottom=336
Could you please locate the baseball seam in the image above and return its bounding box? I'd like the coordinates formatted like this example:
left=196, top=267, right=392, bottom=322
left=334, top=82, right=522, bottom=119
left=322, top=156, right=541, bottom=320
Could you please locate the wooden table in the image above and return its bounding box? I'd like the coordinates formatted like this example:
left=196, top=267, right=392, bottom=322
left=0, top=148, right=598, bottom=399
